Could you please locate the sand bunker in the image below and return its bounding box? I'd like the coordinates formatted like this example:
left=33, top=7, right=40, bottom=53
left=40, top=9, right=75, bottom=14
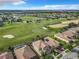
left=42, top=27, right=47, bottom=30
left=3, top=35, right=15, bottom=39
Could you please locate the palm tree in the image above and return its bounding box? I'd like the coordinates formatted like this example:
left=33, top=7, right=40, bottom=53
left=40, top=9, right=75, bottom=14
left=17, top=18, right=22, bottom=22
left=0, top=21, right=4, bottom=27
left=36, top=35, right=40, bottom=40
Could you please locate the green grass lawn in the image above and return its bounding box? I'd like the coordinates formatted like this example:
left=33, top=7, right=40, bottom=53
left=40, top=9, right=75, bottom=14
left=0, top=16, right=68, bottom=50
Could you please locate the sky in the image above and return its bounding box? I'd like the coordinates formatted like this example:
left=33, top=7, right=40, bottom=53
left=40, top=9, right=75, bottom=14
left=0, top=0, right=79, bottom=10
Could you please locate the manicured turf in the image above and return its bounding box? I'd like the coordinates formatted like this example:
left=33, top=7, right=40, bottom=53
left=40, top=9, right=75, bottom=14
left=0, top=16, right=67, bottom=50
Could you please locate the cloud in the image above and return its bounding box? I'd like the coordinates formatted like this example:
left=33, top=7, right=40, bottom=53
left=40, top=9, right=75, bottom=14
left=27, top=5, right=79, bottom=10
left=12, top=0, right=26, bottom=5
left=0, top=0, right=25, bottom=5
left=0, top=4, right=79, bottom=10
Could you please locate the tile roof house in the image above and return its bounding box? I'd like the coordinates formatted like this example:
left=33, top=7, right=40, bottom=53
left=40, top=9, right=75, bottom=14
left=14, top=45, right=37, bottom=59
left=55, top=27, right=79, bottom=43
left=44, top=37, right=64, bottom=52
left=32, top=40, right=51, bottom=56
left=0, top=52, right=14, bottom=59
left=44, top=37, right=59, bottom=47
left=69, top=27, right=79, bottom=33
left=55, top=30, right=75, bottom=43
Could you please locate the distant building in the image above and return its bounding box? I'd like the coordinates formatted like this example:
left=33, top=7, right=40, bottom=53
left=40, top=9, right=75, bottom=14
left=14, top=45, right=37, bottom=59
left=0, top=52, right=14, bottom=59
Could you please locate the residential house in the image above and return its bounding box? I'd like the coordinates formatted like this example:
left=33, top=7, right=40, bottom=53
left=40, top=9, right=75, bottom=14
left=0, top=52, right=14, bottom=59
left=44, top=37, right=59, bottom=47
left=55, top=30, right=75, bottom=43
left=55, top=27, right=79, bottom=43
left=14, top=45, right=37, bottom=59
left=44, top=37, right=64, bottom=52
left=69, top=27, right=79, bottom=33
left=32, top=40, right=51, bottom=56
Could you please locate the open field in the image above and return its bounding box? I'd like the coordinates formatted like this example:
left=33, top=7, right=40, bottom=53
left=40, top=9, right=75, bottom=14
left=0, top=16, right=65, bottom=50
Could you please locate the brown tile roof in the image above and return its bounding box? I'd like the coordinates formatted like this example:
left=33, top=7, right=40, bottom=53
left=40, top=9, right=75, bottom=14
left=69, top=27, right=79, bottom=33
left=55, top=30, right=74, bottom=42
left=0, top=52, right=14, bottom=59
left=44, top=37, right=59, bottom=47
left=32, top=40, right=47, bottom=56
left=55, top=27, right=79, bottom=43
left=14, top=45, right=36, bottom=59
